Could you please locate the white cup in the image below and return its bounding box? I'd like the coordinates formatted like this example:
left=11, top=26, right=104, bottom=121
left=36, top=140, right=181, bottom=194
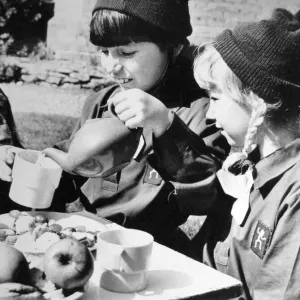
left=9, top=150, right=62, bottom=209
left=97, top=229, right=154, bottom=293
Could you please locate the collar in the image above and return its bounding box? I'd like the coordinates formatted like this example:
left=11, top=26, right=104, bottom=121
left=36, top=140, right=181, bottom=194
left=150, top=51, right=207, bottom=108
left=253, top=138, right=300, bottom=189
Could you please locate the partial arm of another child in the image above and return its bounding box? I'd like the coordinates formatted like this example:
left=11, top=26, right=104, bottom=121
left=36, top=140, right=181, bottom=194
left=0, top=88, right=23, bottom=182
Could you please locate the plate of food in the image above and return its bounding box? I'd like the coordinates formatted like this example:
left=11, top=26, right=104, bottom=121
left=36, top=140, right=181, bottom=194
left=0, top=210, right=111, bottom=299
left=0, top=210, right=109, bottom=253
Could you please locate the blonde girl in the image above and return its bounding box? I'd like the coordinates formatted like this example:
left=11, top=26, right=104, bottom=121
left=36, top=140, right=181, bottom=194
left=191, top=8, right=300, bottom=300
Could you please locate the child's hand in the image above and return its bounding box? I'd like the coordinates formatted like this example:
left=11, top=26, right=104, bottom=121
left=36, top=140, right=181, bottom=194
left=0, top=146, right=22, bottom=182
left=0, top=282, right=43, bottom=299
left=110, top=89, right=173, bottom=137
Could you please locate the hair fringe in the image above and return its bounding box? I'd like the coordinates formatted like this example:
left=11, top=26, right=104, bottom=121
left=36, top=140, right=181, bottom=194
left=90, top=9, right=185, bottom=48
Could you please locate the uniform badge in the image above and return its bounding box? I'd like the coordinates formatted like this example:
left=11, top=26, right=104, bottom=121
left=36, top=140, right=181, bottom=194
left=251, top=221, right=273, bottom=259
left=143, top=165, right=162, bottom=185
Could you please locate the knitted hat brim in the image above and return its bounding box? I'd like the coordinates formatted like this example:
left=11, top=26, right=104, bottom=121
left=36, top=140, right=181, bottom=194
left=92, top=0, right=192, bottom=42
left=214, top=29, right=300, bottom=106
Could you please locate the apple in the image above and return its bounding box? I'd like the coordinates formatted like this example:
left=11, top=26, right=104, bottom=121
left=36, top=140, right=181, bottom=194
left=43, top=237, right=94, bottom=290
left=34, top=214, right=48, bottom=224
left=0, top=244, right=31, bottom=284
left=9, top=210, right=22, bottom=219
left=48, top=223, right=62, bottom=233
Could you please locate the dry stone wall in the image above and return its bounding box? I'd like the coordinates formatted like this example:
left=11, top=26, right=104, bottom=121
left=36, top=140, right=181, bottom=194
left=47, top=0, right=300, bottom=55
left=1, top=0, right=300, bottom=89
left=0, top=56, right=114, bottom=91
left=189, top=0, right=300, bottom=44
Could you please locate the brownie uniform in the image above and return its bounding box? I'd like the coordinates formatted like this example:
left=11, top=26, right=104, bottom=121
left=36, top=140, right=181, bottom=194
left=52, top=51, right=228, bottom=252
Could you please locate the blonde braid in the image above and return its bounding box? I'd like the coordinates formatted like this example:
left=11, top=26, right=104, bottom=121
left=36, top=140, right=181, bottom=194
left=223, top=94, right=267, bottom=173
left=242, top=96, right=266, bottom=156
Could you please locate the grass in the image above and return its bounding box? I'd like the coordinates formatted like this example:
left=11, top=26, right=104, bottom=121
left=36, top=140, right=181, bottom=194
left=2, top=83, right=204, bottom=239
left=180, top=216, right=205, bottom=239
left=3, top=83, right=89, bottom=149
left=14, top=112, right=78, bottom=150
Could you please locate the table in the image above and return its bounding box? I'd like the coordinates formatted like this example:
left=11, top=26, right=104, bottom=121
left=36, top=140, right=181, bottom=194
left=78, top=211, right=242, bottom=300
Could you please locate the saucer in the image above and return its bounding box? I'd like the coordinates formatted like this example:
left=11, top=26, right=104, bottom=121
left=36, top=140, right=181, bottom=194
left=99, top=268, right=147, bottom=293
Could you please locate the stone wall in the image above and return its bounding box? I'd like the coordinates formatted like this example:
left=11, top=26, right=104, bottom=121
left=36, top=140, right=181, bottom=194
left=0, top=56, right=114, bottom=90
left=189, top=0, right=300, bottom=44
left=47, top=0, right=97, bottom=59
left=46, top=0, right=300, bottom=57
left=1, top=0, right=300, bottom=89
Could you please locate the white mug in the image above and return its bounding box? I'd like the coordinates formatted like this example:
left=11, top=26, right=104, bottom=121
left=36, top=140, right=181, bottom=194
left=97, top=229, right=154, bottom=293
left=9, top=150, right=62, bottom=209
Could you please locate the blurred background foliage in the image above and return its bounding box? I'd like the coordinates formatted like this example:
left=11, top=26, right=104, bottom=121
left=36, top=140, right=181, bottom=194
left=0, top=0, right=54, bottom=58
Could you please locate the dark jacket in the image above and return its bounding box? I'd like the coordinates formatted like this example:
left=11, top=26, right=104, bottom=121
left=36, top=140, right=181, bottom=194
left=52, top=50, right=229, bottom=250
left=189, top=139, right=300, bottom=299
left=0, top=88, right=23, bottom=214
left=0, top=88, right=22, bottom=148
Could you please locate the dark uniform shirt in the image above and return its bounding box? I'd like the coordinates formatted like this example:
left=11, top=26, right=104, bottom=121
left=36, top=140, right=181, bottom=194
left=190, top=138, right=300, bottom=300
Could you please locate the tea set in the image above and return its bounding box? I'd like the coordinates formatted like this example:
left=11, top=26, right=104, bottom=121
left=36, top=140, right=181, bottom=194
left=7, top=101, right=152, bottom=294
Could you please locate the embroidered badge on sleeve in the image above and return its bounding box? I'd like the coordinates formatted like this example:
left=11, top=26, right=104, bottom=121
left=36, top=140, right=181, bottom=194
left=251, top=221, right=273, bottom=259
left=143, top=164, right=162, bottom=185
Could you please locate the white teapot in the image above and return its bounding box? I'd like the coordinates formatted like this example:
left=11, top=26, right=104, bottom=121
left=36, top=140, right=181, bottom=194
left=44, top=117, right=142, bottom=178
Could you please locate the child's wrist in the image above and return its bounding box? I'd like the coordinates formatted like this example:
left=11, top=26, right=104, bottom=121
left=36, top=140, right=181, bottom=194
left=152, top=110, right=174, bottom=137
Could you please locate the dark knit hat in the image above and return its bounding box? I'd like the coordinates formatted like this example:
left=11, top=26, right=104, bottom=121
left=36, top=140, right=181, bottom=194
left=92, top=0, right=192, bottom=44
left=214, top=8, right=300, bottom=107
